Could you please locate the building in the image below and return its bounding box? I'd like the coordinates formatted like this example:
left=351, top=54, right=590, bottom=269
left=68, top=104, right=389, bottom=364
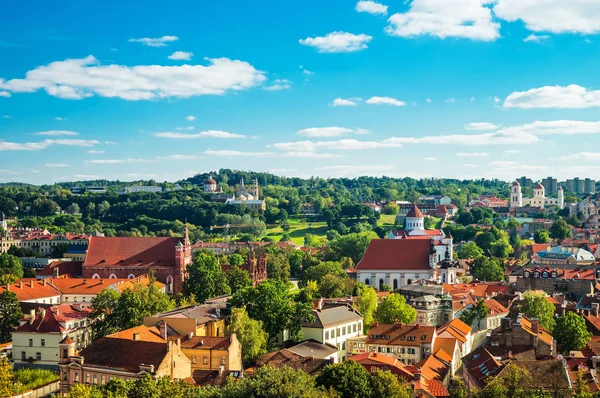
left=0, top=279, right=62, bottom=307
left=530, top=246, right=596, bottom=266
left=471, top=298, right=509, bottom=332
left=144, top=305, right=226, bottom=337
left=124, top=185, right=163, bottom=194
left=541, top=177, right=558, bottom=196
left=462, top=345, right=504, bottom=388
left=12, top=304, right=93, bottom=370
left=180, top=334, right=242, bottom=383
left=203, top=175, right=218, bottom=193
left=351, top=323, right=437, bottom=365
left=436, top=318, right=472, bottom=358
left=252, top=349, right=332, bottom=376
left=489, top=315, right=555, bottom=358
left=517, top=177, right=533, bottom=188
left=300, top=300, right=363, bottom=361
left=510, top=181, right=564, bottom=210
left=1, top=213, right=7, bottom=231
left=59, top=324, right=191, bottom=395
left=82, top=227, right=192, bottom=294
left=565, top=178, right=596, bottom=194
left=0, top=229, right=89, bottom=255
left=419, top=195, right=452, bottom=206
left=287, top=340, right=339, bottom=363
left=411, top=294, right=454, bottom=327
left=569, top=200, right=597, bottom=220
left=212, top=177, right=266, bottom=211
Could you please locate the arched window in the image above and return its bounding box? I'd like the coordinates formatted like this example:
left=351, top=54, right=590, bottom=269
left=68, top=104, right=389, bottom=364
left=91, top=274, right=100, bottom=279
left=166, top=275, right=174, bottom=293
left=127, top=274, right=135, bottom=279
left=442, top=273, right=446, bottom=283
left=379, top=279, right=384, bottom=290
left=365, top=278, right=370, bottom=286
left=109, top=274, right=117, bottom=279
left=393, top=279, right=398, bottom=290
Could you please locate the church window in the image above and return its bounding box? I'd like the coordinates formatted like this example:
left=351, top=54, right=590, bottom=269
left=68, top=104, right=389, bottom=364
left=91, top=274, right=100, bottom=279
left=393, top=279, right=398, bottom=290
left=365, top=278, right=370, bottom=286
left=379, top=279, right=384, bottom=290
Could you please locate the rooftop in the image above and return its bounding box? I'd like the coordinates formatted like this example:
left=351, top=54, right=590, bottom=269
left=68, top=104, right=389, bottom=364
left=357, top=239, right=433, bottom=271
left=84, top=236, right=183, bottom=268
left=303, top=303, right=362, bottom=329
left=366, top=323, right=436, bottom=346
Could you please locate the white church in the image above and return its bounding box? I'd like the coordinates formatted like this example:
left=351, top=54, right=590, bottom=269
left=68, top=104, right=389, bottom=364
left=510, top=181, right=564, bottom=209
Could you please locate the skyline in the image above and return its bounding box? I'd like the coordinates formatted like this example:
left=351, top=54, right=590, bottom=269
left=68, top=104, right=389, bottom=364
left=2, top=1, right=600, bottom=184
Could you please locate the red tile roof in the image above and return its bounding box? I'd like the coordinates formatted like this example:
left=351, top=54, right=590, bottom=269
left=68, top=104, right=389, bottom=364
left=357, top=239, right=432, bottom=271
left=16, top=304, right=91, bottom=334
left=84, top=236, right=180, bottom=268
left=349, top=352, right=415, bottom=380
left=0, top=279, right=61, bottom=301
left=48, top=277, right=128, bottom=295
left=37, top=261, right=83, bottom=277
left=485, top=299, right=509, bottom=316
left=407, top=204, right=424, bottom=218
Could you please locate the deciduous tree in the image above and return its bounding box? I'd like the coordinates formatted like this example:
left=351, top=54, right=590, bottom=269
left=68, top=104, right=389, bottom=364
left=374, top=293, right=416, bottom=325
left=520, top=291, right=556, bottom=331
left=553, top=312, right=592, bottom=352
left=0, top=290, right=23, bottom=343
left=229, top=307, right=268, bottom=363
left=184, top=253, right=231, bottom=302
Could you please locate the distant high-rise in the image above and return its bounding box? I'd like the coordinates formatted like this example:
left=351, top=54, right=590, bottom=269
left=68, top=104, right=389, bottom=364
left=517, top=176, right=533, bottom=188
left=541, top=177, right=558, bottom=195
left=564, top=178, right=596, bottom=194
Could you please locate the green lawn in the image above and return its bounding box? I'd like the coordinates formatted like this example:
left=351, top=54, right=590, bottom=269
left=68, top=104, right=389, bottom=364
left=263, top=219, right=328, bottom=245
left=378, top=214, right=397, bottom=226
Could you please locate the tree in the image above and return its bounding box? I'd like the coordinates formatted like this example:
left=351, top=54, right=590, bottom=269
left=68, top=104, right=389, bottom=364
left=549, top=220, right=571, bottom=242
left=460, top=299, right=490, bottom=329
left=297, top=280, right=319, bottom=303
left=534, top=229, right=550, bottom=244
left=230, top=279, right=313, bottom=344
left=474, top=231, right=497, bottom=253
left=490, top=240, right=513, bottom=259
left=357, top=286, right=378, bottom=330
left=553, top=312, right=592, bottom=352
left=458, top=242, right=483, bottom=259
left=266, top=252, right=291, bottom=282
left=470, top=256, right=504, bottom=282
left=228, top=266, right=253, bottom=295
left=520, top=291, right=556, bottom=331
left=184, top=252, right=231, bottom=302
left=0, top=290, right=23, bottom=343
left=0, top=357, right=13, bottom=398
left=574, top=369, right=593, bottom=398
left=228, top=253, right=245, bottom=267
left=67, top=203, right=80, bottom=214
left=0, top=253, right=23, bottom=280
left=374, top=293, right=417, bottom=325
left=326, top=232, right=378, bottom=263
left=229, top=307, right=268, bottom=363
left=316, top=360, right=373, bottom=398
left=302, top=261, right=346, bottom=286
left=370, top=369, right=411, bottom=398
left=319, top=274, right=353, bottom=298
left=448, top=379, right=469, bottom=398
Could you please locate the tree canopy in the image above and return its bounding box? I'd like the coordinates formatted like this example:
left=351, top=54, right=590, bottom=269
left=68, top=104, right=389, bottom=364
left=374, top=293, right=417, bottom=325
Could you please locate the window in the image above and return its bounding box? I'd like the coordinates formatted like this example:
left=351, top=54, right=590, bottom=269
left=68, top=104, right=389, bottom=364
left=63, top=349, right=68, bottom=358
left=74, top=372, right=79, bottom=382
left=192, top=355, right=196, bottom=364
left=63, top=372, right=68, bottom=381
left=74, top=297, right=78, bottom=303
left=21, top=351, right=26, bottom=361
left=342, top=341, right=346, bottom=350
left=342, top=326, right=346, bottom=335
left=358, top=322, right=362, bottom=332
left=65, top=297, right=69, bottom=302
left=85, top=374, right=90, bottom=384
left=203, top=356, right=208, bottom=365
left=41, top=339, right=45, bottom=347
left=353, top=324, right=357, bottom=333
left=220, top=357, right=226, bottom=366
left=336, top=328, right=340, bottom=338
left=93, top=375, right=97, bottom=384
left=325, top=331, right=329, bottom=340
left=29, top=339, right=33, bottom=347
left=365, top=278, right=370, bottom=285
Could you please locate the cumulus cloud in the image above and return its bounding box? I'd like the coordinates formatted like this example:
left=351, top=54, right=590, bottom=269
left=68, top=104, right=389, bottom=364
left=85, top=158, right=155, bottom=164
left=264, top=79, right=292, bottom=91
left=493, top=0, right=600, bottom=34
left=386, top=0, right=500, bottom=41
left=356, top=1, right=388, bottom=15
left=87, top=150, right=105, bottom=154
left=272, top=139, right=403, bottom=152
left=299, top=31, right=373, bottom=53
left=383, top=131, right=538, bottom=146
left=45, top=163, right=71, bottom=168
left=0, top=91, right=11, bottom=97
left=297, top=127, right=369, bottom=137
left=186, top=115, right=196, bottom=121
left=0, top=55, right=266, bottom=100
left=154, top=130, right=246, bottom=139
left=34, top=130, right=79, bottom=136
left=168, top=51, right=193, bottom=60
left=445, top=98, right=456, bottom=103
left=524, top=34, right=550, bottom=43
left=557, top=152, right=600, bottom=161
left=504, top=85, right=600, bottom=109
left=330, top=98, right=358, bottom=107
left=457, top=152, right=490, bottom=157
left=128, top=35, right=179, bottom=47
left=204, top=149, right=341, bottom=159
left=465, top=122, right=499, bottom=131
left=366, top=96, right=406, bottom=106
left=0, top=139, right=99, bottom=151
left=498, top=120, right=600, bottom=136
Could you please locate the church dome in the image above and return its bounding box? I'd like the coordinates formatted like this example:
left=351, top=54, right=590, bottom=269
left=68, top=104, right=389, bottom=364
left=512, top=181, right=520, bottom=186
left=205, top=175, right=217, bottom=185
left=534, top=182, right=544, bottom=189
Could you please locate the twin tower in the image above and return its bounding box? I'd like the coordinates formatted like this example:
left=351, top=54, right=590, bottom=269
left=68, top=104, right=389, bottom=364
left=510, top=180, right=564, bottom=209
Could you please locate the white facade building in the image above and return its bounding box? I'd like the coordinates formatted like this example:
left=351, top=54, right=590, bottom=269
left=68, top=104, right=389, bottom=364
left=510, top=181, right=564, bottom=210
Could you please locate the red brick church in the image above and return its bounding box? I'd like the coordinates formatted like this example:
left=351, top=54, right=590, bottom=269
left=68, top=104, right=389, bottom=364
left=82, top=227, right=192, bottom=294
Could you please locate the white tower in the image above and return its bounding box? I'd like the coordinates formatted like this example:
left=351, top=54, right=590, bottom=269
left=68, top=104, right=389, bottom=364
left=405, top=204, right=425, bottom=231
left=510, top=181, right=523, bottom=208
left=0, top=213, right=7, bottom=232
left=558, top=186, right=564, bottom=209
left=203, top=175, right=217, bottom=193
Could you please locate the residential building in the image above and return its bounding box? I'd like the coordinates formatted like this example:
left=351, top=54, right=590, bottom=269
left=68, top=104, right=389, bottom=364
left=144, top=305, right=227, bottom=337
left=82, top=226, right=192, bottom=294
left=419, top=195, right=452, bottom=206
left=0, top=229, right=89, bottom=255
left=59, top=324, right=191, bottom=395
left=510, top=181, right=564, bottom=210
left=489, top=315, right=555, bottom=358
left=252, top=349, right=331, bottom=376
left=180, top=334, right=242, bottom=381
left=354, top=323, right=437, bottom=365
left=541, top=177, right=558, bottom=195
left=471, top=298, right=509, bottom=332
left=0, top=279, right=62, bottom=307
left=436, top=318, right=472, bottom=358
left=569, top=199, right=597, bottom=220
left=514, top=267, right=598, bottom=300
left=12, top=304, right=93, bottom=370
left=517, top=177, right=533, bottom=188
left=462, top=345, right=505, bottom=389
left=124, top=185, right=163, bottom=194
left=565, top=178, right=596, bottom=194
left=300, top=300, right=363, bottom=361
left=287, top=341, right=339, bottom=363
left=530, top=246, right=596, bottom=266
left=411, top=294, right=453, bottom=326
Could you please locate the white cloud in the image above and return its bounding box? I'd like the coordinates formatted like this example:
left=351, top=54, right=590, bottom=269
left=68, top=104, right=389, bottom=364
left=504, top=149, right=521, bottom=154
left=299, top=31, right=373, bottom=53
left=104, top=141, right=117, bottom=145
left=426, top=98, right=432, bottom=103
left=73, top=174, right=101, bottom=179
left=264, top=79, right=292, bottom=91
left=366, top=96, right=406, bottom=106
left=386, top=0, right=500, bottom=41
left=457, top=152, right=490, bottom=157
left=53, top=117, right=66, bottom=121
left=493, top=0, right=600, bottom=34
left=0, top=139, right=99, bottom=151
left=498, top=120, right=600, bottom=136
left=2, top=115, right=12, bottom=119
left=85, top=158, right=155, bottom=164
left=272, top=138, right=402, bottom=152
left=557, top=152, right=600, bottom=161
left=494, top=96, right=501, bottom=103
left=203, top=149, right=341, bottom=159
left=128, top=35, right=179, bottom=47
left=422, top=157, right=437, bottom=160
left=330, top=98, right=358, bottom=107
left=297, top=127, right=369, bottom=137
left=356, top=1, right=388, bottom=15
left=0, top=91, right=11, bottom=97
left=465, top=122, right=499, bottom=131
left=470, top=97, right=476, bottom=101
left=127, top=173, right=157, bottom=178
left=0, top=55, right=266, bottom=100
left=155, top=130, right=246, bottom=139
left=158, top=154, right=202, bottom=160
left=186, top=115, right=196, bottom=121
left=504, top=85, right=600, bottom=109
left=34, top=130, right=78, bottom=136
left=87, top=150, right=105, bottom=154
left=175, top=126, right=195, bottom=131
left=524, top=33, right=550, bottom=43
left=445, top=98, right=456, bottom=103
left=383, top=131, right=539, bottom=146
left=45, top=163, right=71, bottom=168
left=168, top=51, right=193, bottom=61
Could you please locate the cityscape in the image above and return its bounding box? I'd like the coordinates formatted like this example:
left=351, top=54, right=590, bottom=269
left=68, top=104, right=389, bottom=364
left=3, top=1, right=600, bottom=398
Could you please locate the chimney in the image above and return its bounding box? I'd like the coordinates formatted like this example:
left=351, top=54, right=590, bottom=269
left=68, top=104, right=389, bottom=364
left=19, top=281, right=23, bottom=289
left=219, top=365, right=225, bottom=376
left=187, top=332, right=194, bottom=340
left=593, top=303, right=599, bottom=317
left=531, top=318, right=539, bottom=335
left=159, top=321, right=168, bottom=340
left=395, top=323, right=403, bottom=328
left=83, top=280, right=87, bottom=284
left=43, top=279, right=47, bottom=286
left=30, top=280, right=34, bottom=288
left=317, top=298, right=324, bottom=311
left=54, top=267, right=59, bottom=278
left=133, top=333, right=140, bottom=341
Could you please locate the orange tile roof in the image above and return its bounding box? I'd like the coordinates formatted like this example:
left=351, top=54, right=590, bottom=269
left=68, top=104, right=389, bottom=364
left=48, top=277, right=127, bottom=295
left=349, top=352, right=415, bottom=380
left=0, top=279, right=61, bottom=301
left=433, top=337, right=458, bottom=359
left=440, top=318, right=471, bottom=336
left=520, top=316, right=553, bottom=346
left=16, top=304, right=91, bottom=334
left=485, top=299, right=509, bottom=316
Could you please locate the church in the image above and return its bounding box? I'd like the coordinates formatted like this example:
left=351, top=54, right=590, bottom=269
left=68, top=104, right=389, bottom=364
left=510, top=180, right=564, bottom=210
left=205, top=175, right=266, bottom=211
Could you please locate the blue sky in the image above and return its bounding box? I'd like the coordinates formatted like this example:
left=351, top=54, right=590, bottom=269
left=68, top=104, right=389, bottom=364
left=2, top=0, right=600, bottom=184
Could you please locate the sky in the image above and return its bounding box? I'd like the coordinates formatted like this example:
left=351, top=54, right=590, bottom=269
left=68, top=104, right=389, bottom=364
left=2, top=0, right=600, bottom=185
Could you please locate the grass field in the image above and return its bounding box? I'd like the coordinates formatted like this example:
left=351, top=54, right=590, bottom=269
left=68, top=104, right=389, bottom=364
left=377, top=214, right=397, bottom=226
left=263, top=219, right=328, bottom=245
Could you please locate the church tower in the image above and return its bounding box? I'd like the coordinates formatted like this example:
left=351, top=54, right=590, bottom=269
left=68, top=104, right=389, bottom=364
left=558, top=186, right=564, bottom=209
left=510, top=181, right=522, bottom=208
left=0, top=213, right=7, bottom=232
left=253, top=178, right=259, bottom=200
left=405, top=204, right=425, bottom=231
left=174, top=224, right=192, bottom=294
